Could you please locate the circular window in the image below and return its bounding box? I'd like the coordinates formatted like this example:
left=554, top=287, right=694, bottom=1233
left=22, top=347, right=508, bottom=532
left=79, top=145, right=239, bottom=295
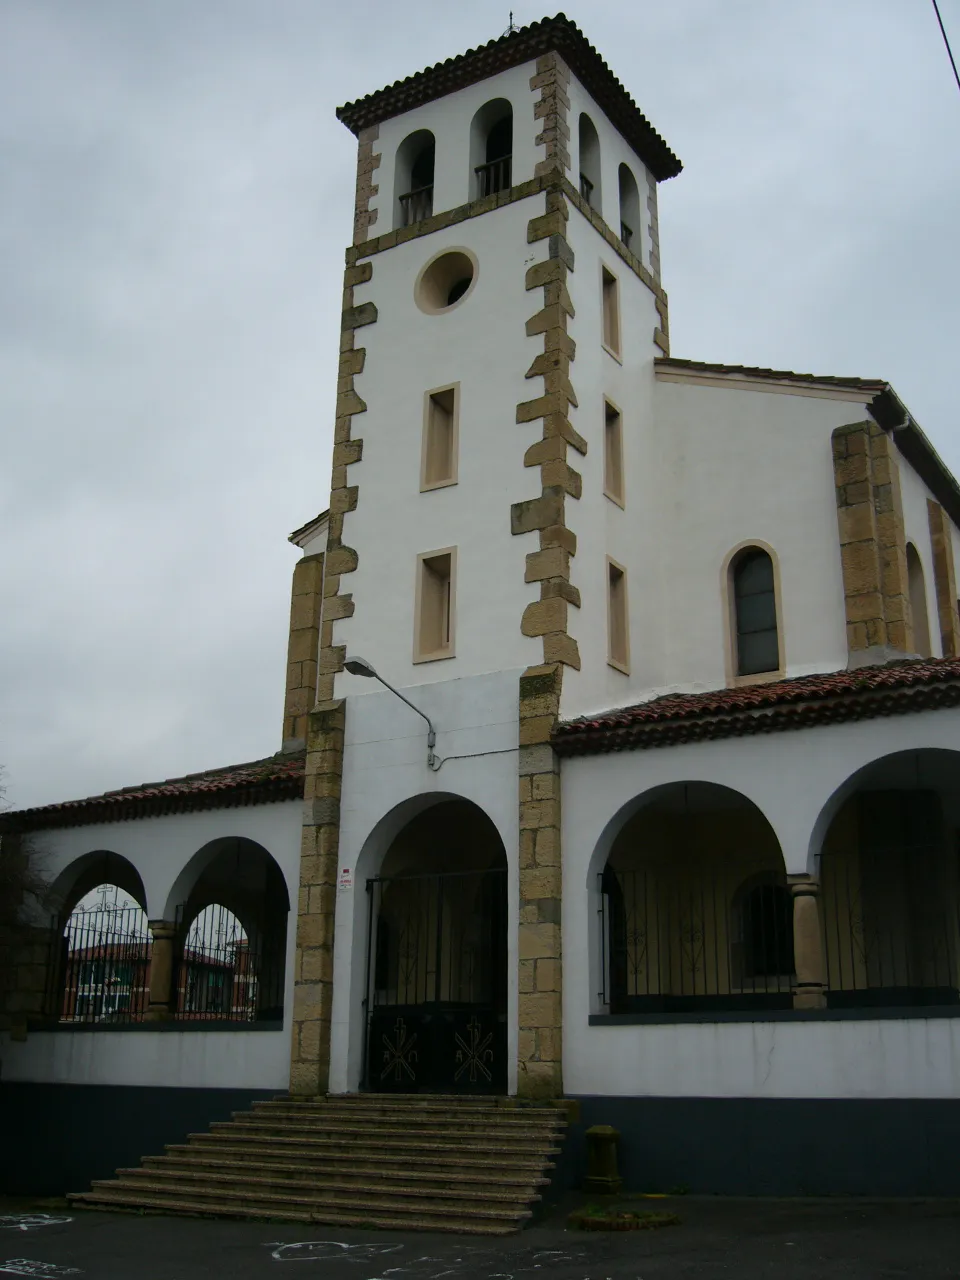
left=414, top=248, right=478, bottom=314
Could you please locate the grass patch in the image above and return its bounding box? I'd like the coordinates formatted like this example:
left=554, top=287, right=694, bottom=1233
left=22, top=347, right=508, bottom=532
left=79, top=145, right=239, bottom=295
left=568, top=1204, right=681, bottom=1232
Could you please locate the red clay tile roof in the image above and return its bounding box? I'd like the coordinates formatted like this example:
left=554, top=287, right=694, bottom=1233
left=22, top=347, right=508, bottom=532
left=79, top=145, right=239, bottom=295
left=2, top=753, right=306, bottom=832
left=553, top=659, right=960, bottom=757
left=654, top=357, right=886, bottom=393
left=336, top=14, right=682, bottom=182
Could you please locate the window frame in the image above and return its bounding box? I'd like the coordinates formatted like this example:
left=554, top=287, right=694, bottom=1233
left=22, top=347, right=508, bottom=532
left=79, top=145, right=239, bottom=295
left=906, top=541, right=933, bottom=657
left=600, top=262, right=622, bottom=362
left=603, top=395, right=625, bottom=508
left=606, top=555, right=630, bottom=674
left=721, top=541, right=785, bottom=687
left=420, top=382, right=460, bottom=492
left=413, top=546, right=457, bottom=663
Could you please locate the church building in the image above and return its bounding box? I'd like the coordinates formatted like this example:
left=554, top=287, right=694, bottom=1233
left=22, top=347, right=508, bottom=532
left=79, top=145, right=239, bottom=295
left=4, top=14, right=960, bottom=1223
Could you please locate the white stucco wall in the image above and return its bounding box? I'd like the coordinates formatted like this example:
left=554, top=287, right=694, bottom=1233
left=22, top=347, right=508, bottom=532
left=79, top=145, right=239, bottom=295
left=568, top=1017, right=960, bottom=1100
left=1, top=799, right=302, bottom=1089
left=560, top=704, right=960, bottom=1099
left=653, top=379, right=855, bottom=692
left=0, top=1026, right=291, bottom=1091
left=327, top=667, right=521, bottom=1095
left=559, top=206, right=662, bottom=720
left=334, top=196, right=546, bottom=691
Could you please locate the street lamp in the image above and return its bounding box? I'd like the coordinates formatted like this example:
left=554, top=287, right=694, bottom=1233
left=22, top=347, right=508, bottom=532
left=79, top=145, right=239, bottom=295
left=343, top=655, right=438, bottom=769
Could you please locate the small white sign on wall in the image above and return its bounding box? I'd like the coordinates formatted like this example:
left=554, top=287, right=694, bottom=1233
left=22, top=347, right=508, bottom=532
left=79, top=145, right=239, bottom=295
left=337, top=867, right=353, bottom=893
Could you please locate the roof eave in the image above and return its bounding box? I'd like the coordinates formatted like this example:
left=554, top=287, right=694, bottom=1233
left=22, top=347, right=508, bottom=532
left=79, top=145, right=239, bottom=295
left=336, top=14, right=681, bottom=182
left=869, top=387, right=960, bottom=530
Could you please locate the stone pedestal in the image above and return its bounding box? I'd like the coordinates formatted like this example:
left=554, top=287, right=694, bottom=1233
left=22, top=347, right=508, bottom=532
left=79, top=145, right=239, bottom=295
left=583, top=1124, right=622, bottom=1195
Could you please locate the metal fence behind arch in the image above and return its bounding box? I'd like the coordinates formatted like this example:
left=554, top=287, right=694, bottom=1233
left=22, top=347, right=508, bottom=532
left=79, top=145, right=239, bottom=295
left=598, top=864, right=795, bottom=1014
left=172, top=902, right=284, bottom=1022
left=49, top=900, right=151, bottom=1024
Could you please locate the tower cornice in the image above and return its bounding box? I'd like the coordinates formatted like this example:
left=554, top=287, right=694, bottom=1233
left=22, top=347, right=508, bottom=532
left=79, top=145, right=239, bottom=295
left=336, top=13, right=682, bottom=182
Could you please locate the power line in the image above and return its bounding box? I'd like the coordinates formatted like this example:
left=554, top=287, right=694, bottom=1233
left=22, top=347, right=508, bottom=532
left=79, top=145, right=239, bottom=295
left=932, top=0, right=960, bottom=96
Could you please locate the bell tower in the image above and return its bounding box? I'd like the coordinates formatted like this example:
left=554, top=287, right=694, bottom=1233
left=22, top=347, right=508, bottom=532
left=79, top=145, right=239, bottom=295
left=288, top=15, right=681, bottom=1099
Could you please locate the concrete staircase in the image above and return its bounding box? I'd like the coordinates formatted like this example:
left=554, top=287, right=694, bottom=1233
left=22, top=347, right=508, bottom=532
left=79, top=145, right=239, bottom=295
left=68, top=1095, right=567, bottom=1234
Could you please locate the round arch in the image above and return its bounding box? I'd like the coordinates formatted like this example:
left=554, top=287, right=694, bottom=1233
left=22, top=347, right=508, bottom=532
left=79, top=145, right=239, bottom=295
left=469, top=97, right=513, bottom=198
left=810, top=747, right=960, bottom=1009
left=587, top=781, right=790, bottom=1016
left=393, top=128, right=435, bottom=230
left=162, top=835, right=290, bottom=928
left=339, top=791, right=509, bottom=1096
left=46, top=851, right=147, bottom=919
left=164, top=836, right=291, bottom=1024
left=807, top=747, right=960, bottom=867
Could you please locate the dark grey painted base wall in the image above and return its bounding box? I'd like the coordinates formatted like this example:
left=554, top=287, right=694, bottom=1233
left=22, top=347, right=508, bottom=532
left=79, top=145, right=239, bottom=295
left=0, top=1082, right=276, bottom=1196
left=563, top=1096, right=960, bottom=1196
left=6, top=1085, right=960, bottom=1198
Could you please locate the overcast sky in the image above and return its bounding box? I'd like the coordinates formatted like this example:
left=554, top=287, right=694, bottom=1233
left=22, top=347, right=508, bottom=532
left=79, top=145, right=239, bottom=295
left=2, top=0, right=959, bottom=811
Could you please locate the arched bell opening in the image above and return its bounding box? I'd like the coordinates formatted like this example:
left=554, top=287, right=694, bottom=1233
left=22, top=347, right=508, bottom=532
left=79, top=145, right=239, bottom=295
left=363, top=798, right=508, bottom=1095
left=394, top=129, right=436, bottom=229
left=469, top=98, right=513, bottom=198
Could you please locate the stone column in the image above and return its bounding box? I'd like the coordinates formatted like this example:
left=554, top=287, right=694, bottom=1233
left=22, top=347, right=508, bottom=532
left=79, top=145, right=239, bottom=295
left=289, top=699, right=344, bottom=1097
left=145, top=920, right=177, bottom=1021
left=789, top=877, right=826, bottom=1010
left=517, top=663, right=564, bottom=1100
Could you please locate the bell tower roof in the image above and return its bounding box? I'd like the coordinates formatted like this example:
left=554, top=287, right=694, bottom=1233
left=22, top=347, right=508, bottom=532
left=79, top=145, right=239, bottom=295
left=336, top=12, right=682, bottom=182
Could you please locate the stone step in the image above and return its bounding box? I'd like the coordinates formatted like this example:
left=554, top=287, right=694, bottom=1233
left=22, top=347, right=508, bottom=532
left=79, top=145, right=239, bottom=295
left=165, top=1140, right=554, bottom=1173
left=275, top=1092, right=516, bottom=1107
left=250, top=1103, right=565, bottom=1129
left=80, top=1178, right=530, bottom=1223
left=122, top=1165, right=542, bottom=1203
left=69, top=1189, right=518, bottom=1235
left=69, top=1094, right=563, bottom=1235
left=152, top=1150, right=551, bottom=1185
left=256, top=1097, right=564, bottom=1119
left=206, top=1119, right=559, bottom=1153
left=234, top=1110, right=562, bottom=1137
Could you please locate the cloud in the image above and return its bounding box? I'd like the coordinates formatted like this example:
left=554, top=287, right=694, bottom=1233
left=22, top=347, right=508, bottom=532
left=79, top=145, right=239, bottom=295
left=2, top=0, right=958, bottom=807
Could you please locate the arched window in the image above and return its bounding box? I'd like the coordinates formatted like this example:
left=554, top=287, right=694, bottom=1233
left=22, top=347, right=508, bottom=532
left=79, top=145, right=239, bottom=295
left=470, top=99, right=512, bottom=198
left=733, top=878, right=794, bottom=980
left=58, top=883, right=151, bottom=1024
left=907, top=542, right=932, bottom=657
left=578, top=114, right=602, bottom=211
left=394, top=129, right=435, bottom=229
left=732, top=547, right=780, bottom=676
left=617, top=163, right=641, bottom=251
left=176, top=903, right=252, bottom=1021
left=598, top=783, right=793, bottom=1013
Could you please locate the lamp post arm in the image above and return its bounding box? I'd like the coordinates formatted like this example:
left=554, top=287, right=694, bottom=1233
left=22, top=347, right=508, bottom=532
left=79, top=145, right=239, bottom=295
left=371, top=673, right=437, bottom=750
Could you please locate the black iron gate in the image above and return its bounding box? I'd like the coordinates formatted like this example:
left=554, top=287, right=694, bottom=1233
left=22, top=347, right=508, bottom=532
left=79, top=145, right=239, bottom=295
left=363, top=867, right=507, bottom=1094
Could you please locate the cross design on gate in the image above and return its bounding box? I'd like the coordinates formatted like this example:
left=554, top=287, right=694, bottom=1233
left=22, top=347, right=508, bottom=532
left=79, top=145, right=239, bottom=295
left=380, top=1017, right=418, bottom=1083
left=454, top=1016, right=493, bottom=1083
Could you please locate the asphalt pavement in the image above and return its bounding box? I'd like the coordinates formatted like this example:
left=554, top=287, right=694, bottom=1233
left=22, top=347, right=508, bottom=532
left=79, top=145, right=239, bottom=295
left=1, top=1195, right=958, bottom=1279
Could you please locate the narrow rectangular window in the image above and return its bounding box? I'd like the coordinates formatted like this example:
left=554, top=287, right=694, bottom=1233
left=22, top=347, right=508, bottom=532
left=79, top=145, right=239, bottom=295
left=604, top=399, right=624, bottom=506
left=601, top=265, right=621, bottom=358
left=607, top=557, right=629, bottom=673
left=420, top=385, right=459, bottom=491
left=415, top=548, right=456, bottom=662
